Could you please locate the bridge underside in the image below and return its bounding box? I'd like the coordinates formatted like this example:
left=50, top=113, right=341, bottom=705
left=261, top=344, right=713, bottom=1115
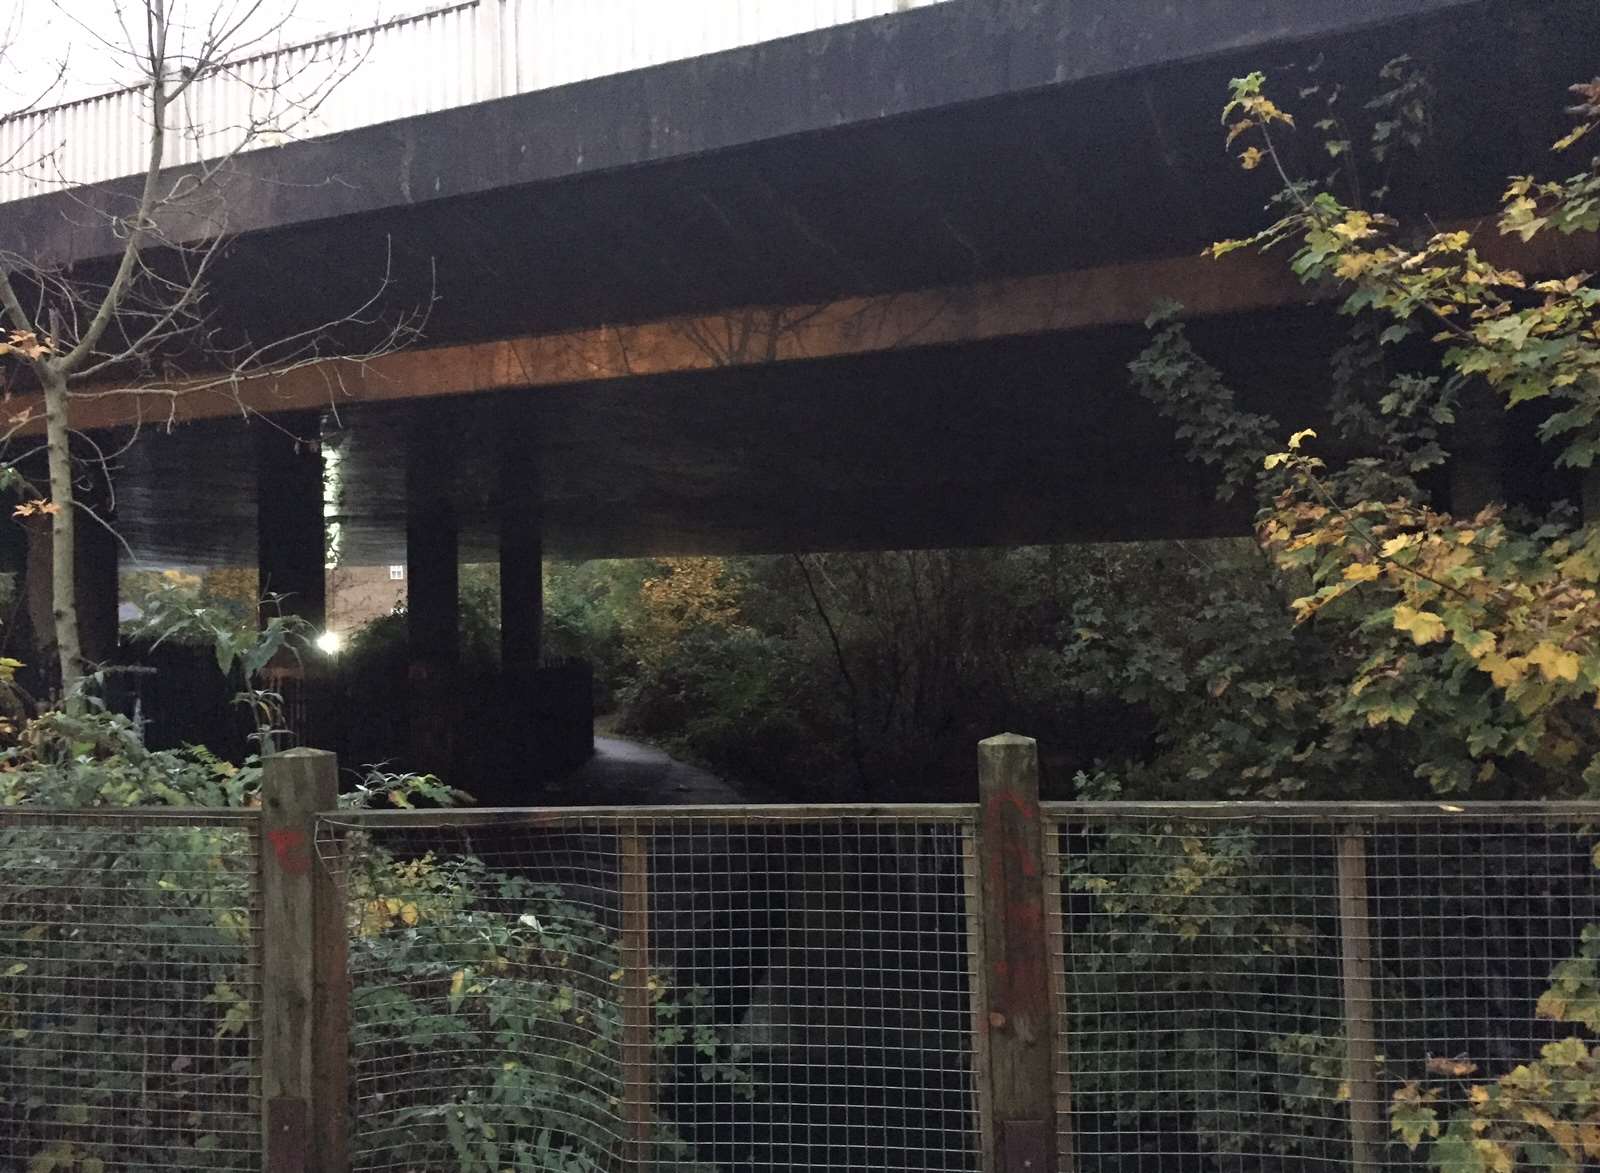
left=120, top=308, right=1352, bottom=566
left=1, top=0, right=1593, bottom=788
left=32, top=0, right=1589, bottom=568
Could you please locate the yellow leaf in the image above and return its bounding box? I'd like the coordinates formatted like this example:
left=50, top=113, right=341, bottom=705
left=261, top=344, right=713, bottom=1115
left=1481, top=654, right=1528, bottom=688
left=1288, top=428, right=1317, bottom=450
left=1335, top=252, right=1377, bottom=280
left=1519, top=1105, right=1576, bottom=1157
left=1477, top=1138, right=1515, bottom=1172
left=1333, top=212, right=1375, bottom=241
left=1392, top=605, right=1447, bottom=645
left=1527, top=641, right=1581, bottom=683
left=1239, top=146, right=1265, bottom=171
left=1538, top=988, right=1570, bottom=1021
left=1554, top=121, right=1594, bottom=152
left=398, top=902, right=419, bottom=927
left=1343, top=562, right=1382, bottom=583
left=1578, top=1120, right=1600, bottom=1159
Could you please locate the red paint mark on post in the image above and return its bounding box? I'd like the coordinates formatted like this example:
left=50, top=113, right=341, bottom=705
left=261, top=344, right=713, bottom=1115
left=984, top=790, right=1042, bottom=877
left=986, top=789, right=1038, bottom=823
left=267, top=827, right=311, bottom=875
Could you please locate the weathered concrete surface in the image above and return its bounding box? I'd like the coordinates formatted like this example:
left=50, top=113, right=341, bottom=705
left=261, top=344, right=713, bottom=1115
left=2, top=0, right=1484, bottom=267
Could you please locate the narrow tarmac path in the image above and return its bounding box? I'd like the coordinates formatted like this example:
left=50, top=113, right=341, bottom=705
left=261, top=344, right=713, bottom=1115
left=550, top=733, right=763, bottom=807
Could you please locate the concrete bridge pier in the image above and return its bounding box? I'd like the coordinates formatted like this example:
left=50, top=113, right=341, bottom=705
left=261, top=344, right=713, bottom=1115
left=493, top=422, right=594, bottom=793
left=74, top=459, right=120, bottom=672
left=498, top=434, right=544, bottom=763
left=256, top=412, right=330, bottom=747
left=255, top=413, right=327, bottom=633
left=405, top=411, right=461, bottom=778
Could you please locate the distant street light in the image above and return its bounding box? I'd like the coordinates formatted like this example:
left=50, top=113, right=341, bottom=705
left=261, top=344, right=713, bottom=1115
left=315, top=630, right=344, bottom=656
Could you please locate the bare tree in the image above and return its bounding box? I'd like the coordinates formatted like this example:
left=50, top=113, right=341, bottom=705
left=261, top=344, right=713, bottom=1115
left=0, top=0, right=422, bottom=695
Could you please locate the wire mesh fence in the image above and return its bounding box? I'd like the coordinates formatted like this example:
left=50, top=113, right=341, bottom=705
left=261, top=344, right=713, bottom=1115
left=0, top=807, right=263, bottom=1172
left=8, top=792, right=1600, bottom=1172
left=320, top=807, right=984, bottom=1173
left=1045, top=804, right=1600, bottom=1173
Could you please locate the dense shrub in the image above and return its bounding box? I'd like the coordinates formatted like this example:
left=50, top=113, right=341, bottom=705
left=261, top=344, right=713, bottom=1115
left=0, top=709, right=746, bottom=1172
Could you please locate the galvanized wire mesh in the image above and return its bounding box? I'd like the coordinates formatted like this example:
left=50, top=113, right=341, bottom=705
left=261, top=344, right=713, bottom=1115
left=1044, top=805, right=1600, bottom=1173
left=321, top=807, right=984, bottom=1172
left=1046, top=811, right=1347, bottom=1170
left=0, top=808, right=263, bottom=1171
left=1364, top=813, right=1600, bottom=1171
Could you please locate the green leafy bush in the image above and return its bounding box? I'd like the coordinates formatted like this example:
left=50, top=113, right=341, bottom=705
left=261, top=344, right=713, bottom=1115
left=345, top=845, right=750, bottom=1171
left=0, top=708, right=749, bottom=1172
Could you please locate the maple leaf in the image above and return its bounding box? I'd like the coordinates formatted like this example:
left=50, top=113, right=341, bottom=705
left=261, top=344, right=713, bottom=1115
left=1392, top=605, right=1447, bottom=645
left=1527, top=641, right=1582, bottom=683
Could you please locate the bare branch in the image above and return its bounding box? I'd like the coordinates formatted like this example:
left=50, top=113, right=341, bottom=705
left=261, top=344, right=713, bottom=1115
left=0, top=0, right=406, bottom=694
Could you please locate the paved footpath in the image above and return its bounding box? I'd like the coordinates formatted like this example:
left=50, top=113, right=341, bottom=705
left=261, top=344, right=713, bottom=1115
left=550, top=734, right=766, bottom=807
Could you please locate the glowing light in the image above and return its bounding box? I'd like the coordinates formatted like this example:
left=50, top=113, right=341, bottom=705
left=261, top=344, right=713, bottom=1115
left=315, top=630, right=344, bottom=655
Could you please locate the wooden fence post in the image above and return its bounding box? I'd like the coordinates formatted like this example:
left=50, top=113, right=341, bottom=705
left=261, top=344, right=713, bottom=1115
left=1337, top=826, right=1381, bottom=1172
left=975, top=733, right=1059, bottom=1172
left=619, top=827, right=653, bottom=1171
left=261, top=748, right=347, bottom=1173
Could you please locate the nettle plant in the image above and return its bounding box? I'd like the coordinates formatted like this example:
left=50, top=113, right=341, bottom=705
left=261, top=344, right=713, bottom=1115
left=1132, top=67, right=1600, bottom=1172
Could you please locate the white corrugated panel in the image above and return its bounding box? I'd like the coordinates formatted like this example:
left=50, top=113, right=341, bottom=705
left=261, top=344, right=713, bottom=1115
left=0, top=0, right=950, bottom=205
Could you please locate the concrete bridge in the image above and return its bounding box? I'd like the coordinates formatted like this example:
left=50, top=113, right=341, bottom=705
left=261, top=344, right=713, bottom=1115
left=0, top=0, right=1592, bottom=782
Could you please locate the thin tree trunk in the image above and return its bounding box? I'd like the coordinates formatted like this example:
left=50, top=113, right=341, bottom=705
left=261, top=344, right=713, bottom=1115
left=41, top=366, right=81, bottom=696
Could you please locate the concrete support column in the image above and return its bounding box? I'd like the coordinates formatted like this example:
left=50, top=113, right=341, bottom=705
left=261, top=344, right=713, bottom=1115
left=74, top=479, right=120, bottom=669
left=255, top=412, right=327, bottom=634
left=499, top=444, right=543, bottom=682
left=497, top=440, right=544, bottom=788
left=406, top=413, right=460, bottom=776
